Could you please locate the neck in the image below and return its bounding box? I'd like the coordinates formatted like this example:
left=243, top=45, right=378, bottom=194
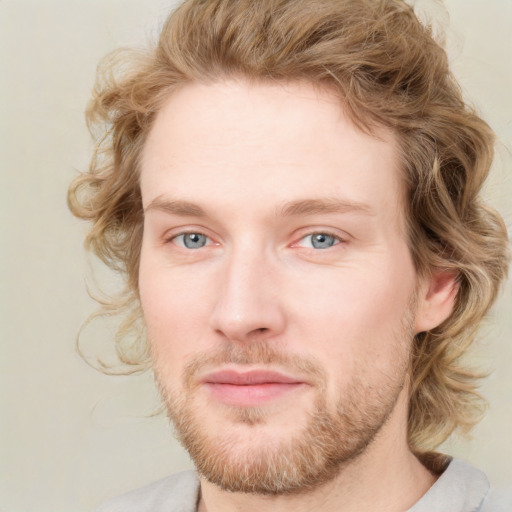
left=197, top=390, right=437, bottom=512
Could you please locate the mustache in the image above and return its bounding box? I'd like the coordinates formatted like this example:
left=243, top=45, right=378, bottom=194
left=182, top=341, right=326, bottom=389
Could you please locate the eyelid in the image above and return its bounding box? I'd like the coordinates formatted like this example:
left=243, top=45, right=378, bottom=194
left=297, top=234, right=340, bottom=249
left=173, top=233, right=210, bottom=249
left=162, top=227, right=219, bottom=247
left=290, top=228, right=350, bottom=248
left=159, top=225, right=350, bottom=249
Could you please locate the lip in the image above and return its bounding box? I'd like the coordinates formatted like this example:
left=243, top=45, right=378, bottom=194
left=200, top=369, right=307, bottom=407
left=202, top=369, right=304, bottom=385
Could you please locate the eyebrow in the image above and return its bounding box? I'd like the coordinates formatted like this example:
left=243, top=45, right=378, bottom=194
left=144, top=196, right=374, bottom=218
left=278, top=198, right=374, bottom=217
left=144, top=197, right=206, bottom=217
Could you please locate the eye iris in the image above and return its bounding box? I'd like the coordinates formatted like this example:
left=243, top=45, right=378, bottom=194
left=183, top=233, right=207, bottom=249
left=311, top=233, right=336, bottom=249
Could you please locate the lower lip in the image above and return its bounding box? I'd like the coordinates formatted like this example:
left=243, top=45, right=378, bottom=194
left=205, top=382, right=305, bottom=406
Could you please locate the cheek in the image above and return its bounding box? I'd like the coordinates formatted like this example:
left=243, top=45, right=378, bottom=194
left=138, top=255, right=214, bottom=376
left=289, top=257, right=416, bottom=379
left=295, top=267, right=413, bottom=333
left=139, top=243, right=215, bottom=322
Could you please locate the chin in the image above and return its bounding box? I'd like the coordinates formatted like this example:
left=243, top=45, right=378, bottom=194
left=165, top=383, right=400, bottom=495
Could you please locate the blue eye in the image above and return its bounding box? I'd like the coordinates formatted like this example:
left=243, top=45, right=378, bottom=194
left=175, top=233, right=209, bottom=249
left=306, top=233, right=339, bottom=249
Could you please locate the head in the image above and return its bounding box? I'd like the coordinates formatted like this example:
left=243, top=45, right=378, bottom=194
left=69, top=0, right=509, bottom=492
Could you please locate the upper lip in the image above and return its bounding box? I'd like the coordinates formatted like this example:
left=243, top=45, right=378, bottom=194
left=201, top=369, right=304, bottom=385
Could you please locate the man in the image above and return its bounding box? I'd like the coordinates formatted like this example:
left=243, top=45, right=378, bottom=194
left=68, top=0, right=510, bottom=510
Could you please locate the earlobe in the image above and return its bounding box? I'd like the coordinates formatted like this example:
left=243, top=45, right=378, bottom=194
left=414, top=270, right=459, bottom=334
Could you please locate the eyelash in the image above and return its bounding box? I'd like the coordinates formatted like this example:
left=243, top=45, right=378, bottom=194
left=164, top=229, right=347, bottom=251
left=294, top=231, right=344, bottom=249
left=164, top=230, right=214, bottom=248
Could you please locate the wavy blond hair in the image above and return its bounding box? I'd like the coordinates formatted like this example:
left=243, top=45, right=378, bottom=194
left=68, top=0, right=509, bottom=452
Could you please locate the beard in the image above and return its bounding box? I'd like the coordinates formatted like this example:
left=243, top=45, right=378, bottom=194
left=153, top=303, right=415, bottom=496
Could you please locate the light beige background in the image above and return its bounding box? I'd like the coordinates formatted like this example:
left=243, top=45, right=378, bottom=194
left=0, top=1, right=511, bottom=511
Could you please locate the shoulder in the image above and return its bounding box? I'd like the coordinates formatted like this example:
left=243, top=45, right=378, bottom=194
left=442, top=459, right=512, bottom=512
left=480, top=488, right=512, bottom=512
left=409, top=457, right=512, bottom=512
left=409, top=458, right=489, bottom=512
left=93, top=470, right=200, bottom=512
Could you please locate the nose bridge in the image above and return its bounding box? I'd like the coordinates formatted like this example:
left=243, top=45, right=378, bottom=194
left=210, top=240, right=285, bottom=341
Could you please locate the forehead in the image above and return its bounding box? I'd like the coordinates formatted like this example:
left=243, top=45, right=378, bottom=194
left=140, top=79, right=403, bottom=221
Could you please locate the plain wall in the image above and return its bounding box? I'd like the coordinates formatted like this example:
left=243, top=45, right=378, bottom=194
left=0, top=1, right=511, bottom=510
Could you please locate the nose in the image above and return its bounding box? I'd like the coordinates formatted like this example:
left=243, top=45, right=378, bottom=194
left=209, top=247, right=286, bottom=343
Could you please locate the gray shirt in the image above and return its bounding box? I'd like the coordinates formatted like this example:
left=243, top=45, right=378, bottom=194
left=94, top=458, right=509, bottom=512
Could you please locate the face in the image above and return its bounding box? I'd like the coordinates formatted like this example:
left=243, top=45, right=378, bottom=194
left=139, top=80, right=423, bottom=494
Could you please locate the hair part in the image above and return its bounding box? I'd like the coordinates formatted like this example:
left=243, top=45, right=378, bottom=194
left=68, top=0, right=510, bottom=452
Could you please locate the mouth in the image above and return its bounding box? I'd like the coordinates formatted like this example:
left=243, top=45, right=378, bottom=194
left=200, top=369, right=308, bottom=407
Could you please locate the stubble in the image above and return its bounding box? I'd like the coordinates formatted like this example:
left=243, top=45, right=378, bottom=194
left=154, top=307, right=415, bottom=496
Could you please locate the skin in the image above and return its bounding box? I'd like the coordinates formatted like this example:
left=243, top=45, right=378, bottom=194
left=138, top=79, right=456, bottom=512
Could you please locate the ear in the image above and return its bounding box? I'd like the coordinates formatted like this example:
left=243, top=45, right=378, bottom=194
left=414, top=270, right=458, bottom=334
